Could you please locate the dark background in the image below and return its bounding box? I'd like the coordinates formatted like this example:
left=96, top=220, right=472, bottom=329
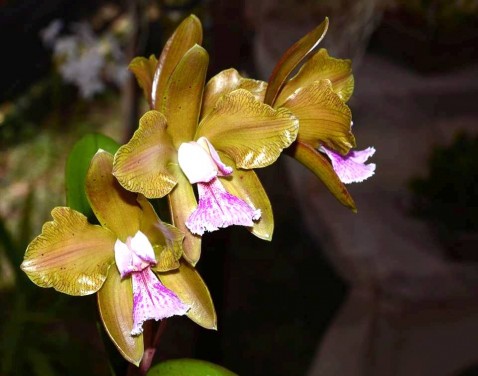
left=1, top=1, right=477, bottom=375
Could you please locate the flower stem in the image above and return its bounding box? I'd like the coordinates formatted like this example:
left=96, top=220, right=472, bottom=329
left=126, top=319, right=168, bottom=376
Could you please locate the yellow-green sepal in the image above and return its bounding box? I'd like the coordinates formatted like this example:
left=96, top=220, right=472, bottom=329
left=137, top=195, right=183, bottom=272
left=201, top=68, right=267, bottom=118
left=129, top=55, right=158, bottom=108
left=281, top=80, right=355, bottom=155
left=276, top=48, right=354, bottom=105
left=86, top=151, right=142, bottom=241
left=153, top=15, right=203, bottom=110
left=21, top=207, right=115, bottom=296
left=65, top=133, right=120, bottom=221
left=167, top=169, right=202, bottom=265
left=219, top=154, right=274, bottom=241
left=264, top=17, right=329, bottom=106
left=113, top=111, right=178, bottom=199
left=291, top=141, right=356, bottom=211
left=197, top=89, right=299, bottom=169
left=97, top=269, right=144, bottom=366
left=158, top=259, right=216, bottom=330
left=161, top=44, right=209, bottom=148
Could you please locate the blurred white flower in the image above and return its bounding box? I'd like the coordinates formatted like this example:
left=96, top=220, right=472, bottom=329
left=40, top=19, right=129, bottom=99
left=53, top=36, right=77, bottom=59
left=59, top=46, right=105, bottom=98
left=40, top=19, right=63, bottom=48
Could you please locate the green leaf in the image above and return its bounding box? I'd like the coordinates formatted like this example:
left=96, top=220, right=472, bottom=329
left=65, top=133, right=120, bottom=219
left=147, top=358, right=237, bottom=376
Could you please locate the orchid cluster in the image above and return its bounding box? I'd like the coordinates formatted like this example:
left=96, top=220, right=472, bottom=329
left=21, top=15, right=375, bottom=368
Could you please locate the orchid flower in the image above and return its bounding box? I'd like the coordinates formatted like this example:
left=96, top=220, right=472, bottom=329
left=193, top=19, right=375, bottom=212
left=177, top=137, right=262, bottom=235
left=21, top=151, right=189, bottom=366
left=262, top=17, right=375, bottom=211
left=113, top=15, right=299, bottom=264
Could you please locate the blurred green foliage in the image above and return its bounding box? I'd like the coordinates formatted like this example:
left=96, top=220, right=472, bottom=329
left=396, top=0, right=478, bottom=29
left=0, top=200, right=110, bottom=375
left=0, top=71, right=124, bottom=375
left=65, top=133, right=120, bottom=221
left=0, top=74, right=77, bottom=149
left=146, top=358, right=237, bottom=375
left=409, top=133, right=478, bottom=255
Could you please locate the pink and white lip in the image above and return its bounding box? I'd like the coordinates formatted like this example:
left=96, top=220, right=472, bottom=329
left=320, top=145, right=376, bottom=184
left=114, top=231, right=189, bottom=336
left=178, top=137, right=261, bottom=236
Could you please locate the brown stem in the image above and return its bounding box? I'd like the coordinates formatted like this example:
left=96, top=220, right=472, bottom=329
left=126, top=319, right=168, bottom=376
left=139, top=319, right=168, bottom=374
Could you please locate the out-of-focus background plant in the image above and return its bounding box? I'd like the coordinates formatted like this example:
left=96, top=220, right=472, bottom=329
left=0, top=2, right=195, bottom=374
left=395, top=0, right=477, bottom=29
left=409, top=132, right=478, bottom=262
left=372, top=0, right=478, bottom=71
left=1, top=0, right=478, bottom=375
left=41, top=17, right=130, bottom=99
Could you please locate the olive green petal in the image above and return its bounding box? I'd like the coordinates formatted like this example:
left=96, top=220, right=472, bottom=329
left=161, top=44, right=209, bottom=148
left=21, top=207, right=115, bottom=296
left=219, top=154, right=273, bottom=241
left=291, top=141, right=356, bottom=211
left=152, top=248, right=180, bottom=272
left=197, top=89, right=299, bottom=169
left=113, top=111, right=178, bottom=199
left=137, top=195, right=184, bottom=272
left=158, top=259, right=216, bottom=330
left=98, top=269, right=144, bottom=366
left=153, top=14, right=203, bottom=110
left=129, top=55, right=158, bottom=109
left=201, top=68, right=267, bottom=119
left=167, top=170, right=201, bottom=265
left=276, top=48, right=354, bottom=106
left=282, top=80, right=355, bottom=155
left=86, top=151, right=142, bottom=241
left=264, top=17, right=329, bottom=106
